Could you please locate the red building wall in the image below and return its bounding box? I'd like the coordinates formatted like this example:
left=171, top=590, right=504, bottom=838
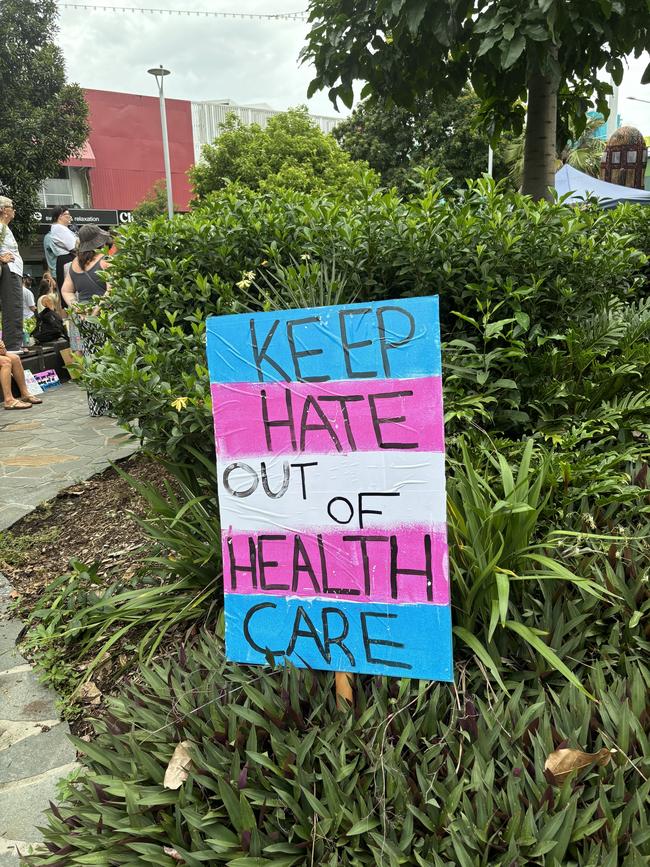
left=83, top=89, right=194, bottom=210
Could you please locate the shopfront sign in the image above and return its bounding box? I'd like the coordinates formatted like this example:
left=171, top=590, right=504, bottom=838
left=34, top=208, right=133, bottom=227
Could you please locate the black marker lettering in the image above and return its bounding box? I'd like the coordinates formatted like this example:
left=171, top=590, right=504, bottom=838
left=287, top=316, right=329, bottom=382
left=299, top=395, right=342, bottom=452
left=321, top=608, right=355, bottom=665
left=261, top=387, right=296, bottom=451
left=227, top=536, right=257, bottom=590
left=339, top=308, right=376, bottom=378
left=368, top=391, right=418, bottom=449
left=357, top=492, right=401, bottom=529
left=342, top=535, right=390, bottom=594
left=292, top=535, right=320, bottom=593
left=290, top=461, right=318, bottom=499
left=390, top=533, right=433, bottom=601
left=317, top=394, right=363, bottom=451
left=257, top=535, right=289, bottom=591
left=286, top=606, right=328, bottom=661
left=260, top=461, right=290, bottom=499
left=360, top=611, right=412, bottom=670
left=327, top=496, right=354, bottom=525
left=321, top=531, right=363, bottom=596
left=250, top=318, right=291, bottom=382
left=243, top=602, right=283, bottom=656
left=223, top=462, right=259, bottom=498
left=317, top=534, right=329, bottom=593
left=376, top=305, right=416, bottom=377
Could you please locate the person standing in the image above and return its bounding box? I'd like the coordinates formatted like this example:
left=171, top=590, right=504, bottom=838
left=61, top=225, right=112, bottom=416
left=0, top=196, right=24, bottom=352
left=50, top=207, right=77, bottom=292
left=22, top=275, right=36, bottom=346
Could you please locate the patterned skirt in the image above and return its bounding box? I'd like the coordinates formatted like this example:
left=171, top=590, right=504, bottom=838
left=74, top=316, right=111, bottom=417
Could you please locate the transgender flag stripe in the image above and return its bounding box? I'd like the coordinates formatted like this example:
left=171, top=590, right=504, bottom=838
left=211, top=376, right=444, bottom=459
left=218, top=451, right=447, bottom=532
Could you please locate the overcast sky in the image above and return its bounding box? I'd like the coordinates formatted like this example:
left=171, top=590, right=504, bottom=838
left=57, top=0, right=343, bottom=118
left=57, top=1, right=650, bottom=132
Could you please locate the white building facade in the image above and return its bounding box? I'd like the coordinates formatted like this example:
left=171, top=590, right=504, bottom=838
left=191, top=99, right=341, bottom=162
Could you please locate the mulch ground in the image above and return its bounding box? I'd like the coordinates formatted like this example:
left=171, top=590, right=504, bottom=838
left=0, top=453, right=173, bottom=736
left=1, top=453, right=165, bottom=605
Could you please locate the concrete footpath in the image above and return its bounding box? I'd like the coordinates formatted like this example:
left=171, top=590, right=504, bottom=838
left=0, top=382, right=137, bottom=863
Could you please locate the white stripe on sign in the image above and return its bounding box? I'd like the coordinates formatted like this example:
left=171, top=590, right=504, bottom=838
left=217, top=451, right=447, bottom=533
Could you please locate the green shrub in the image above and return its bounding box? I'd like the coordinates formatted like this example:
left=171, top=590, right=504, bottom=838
left=86, top=178, right=647, bottom=460
left=21, top=452, right=222, bottom=692
left=189, top=107, right=378, bottom=199
left=27, top=633, right=650, bottom=866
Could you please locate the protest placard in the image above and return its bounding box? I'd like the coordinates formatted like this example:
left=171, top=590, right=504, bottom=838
left=207, top=297, right=452, bottom=681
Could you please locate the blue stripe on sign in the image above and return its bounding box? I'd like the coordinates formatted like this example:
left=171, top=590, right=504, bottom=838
left=224, top=593, right=453, bottom=682
left=207, top=296, right=441, bottom=384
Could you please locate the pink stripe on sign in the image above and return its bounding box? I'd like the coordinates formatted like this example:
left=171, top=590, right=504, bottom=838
left=211, top=376, right=444, bottom=459
left=222, top=526, right=449, bottom=605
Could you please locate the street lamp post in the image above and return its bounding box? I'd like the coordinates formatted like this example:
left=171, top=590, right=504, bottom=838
left=147, top=65, right=174, bottom=220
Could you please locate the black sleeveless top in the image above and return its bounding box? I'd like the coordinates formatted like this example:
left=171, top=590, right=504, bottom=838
left=70, top=257, right=107, bottom=302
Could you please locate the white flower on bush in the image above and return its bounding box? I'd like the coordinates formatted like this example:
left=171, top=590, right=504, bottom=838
left=236, top=270, right=255, bottom=289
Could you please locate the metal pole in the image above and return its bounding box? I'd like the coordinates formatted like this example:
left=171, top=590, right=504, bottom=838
left=606, top=79, right=619, bottom=140
left=156, top=76, right=174, bottom=219
left=487, top=145, right=494, bottom=177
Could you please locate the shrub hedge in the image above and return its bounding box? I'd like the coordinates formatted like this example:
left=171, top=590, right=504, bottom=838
left=27, top=179, right=649, bottom=866
left=86, top=177, right=648, bottom=460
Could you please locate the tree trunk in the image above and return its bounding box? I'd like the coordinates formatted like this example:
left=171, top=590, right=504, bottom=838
left=522, top=65, right=558, bottom=200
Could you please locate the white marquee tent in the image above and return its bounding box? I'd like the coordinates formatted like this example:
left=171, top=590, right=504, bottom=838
left=555, top=164, right=650, bottom=208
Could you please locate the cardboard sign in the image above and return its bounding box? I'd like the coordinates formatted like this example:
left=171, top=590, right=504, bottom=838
left=33, top=369, right=60, bottom=389
left=23, top=369, right=44, bottom=396
left=207, top=297, right=453, bottom=681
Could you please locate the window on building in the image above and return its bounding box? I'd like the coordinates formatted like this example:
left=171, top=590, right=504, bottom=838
left=39, top=167, right=91, bottom=208
left=627, top=150, right=637, bottom=164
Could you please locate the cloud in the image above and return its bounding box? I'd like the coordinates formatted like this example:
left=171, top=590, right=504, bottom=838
left=57, top=3, right=650, bottom=139
left=57, top=0, right=345, bottom=118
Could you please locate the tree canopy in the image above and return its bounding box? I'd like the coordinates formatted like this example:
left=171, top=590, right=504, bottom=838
left=334, top=89, right=510, bottom=191
left=302, top=0, right=650, bottom=199
left=190, top=107, right=376, bottom=199
left=0, top=0, right=88, bottom=238
left=132, top=180, right=180, bottom=224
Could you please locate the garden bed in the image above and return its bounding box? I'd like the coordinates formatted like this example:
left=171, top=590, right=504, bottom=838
left=0, top=453, right=161, bottom=605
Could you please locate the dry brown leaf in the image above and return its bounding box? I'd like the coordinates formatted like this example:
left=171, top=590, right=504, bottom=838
left=544, top=747, right=615, bottom=784
left=163, top=846, right=184, bottom=862
left=163, top=741, right=193, bottom=790
left=78, top=682, right=102, bottom=705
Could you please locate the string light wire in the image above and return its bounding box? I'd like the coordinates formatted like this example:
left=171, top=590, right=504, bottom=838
left=57, top=3, right=306, bottom=20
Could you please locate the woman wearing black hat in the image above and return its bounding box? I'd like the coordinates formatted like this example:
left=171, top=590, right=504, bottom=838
left=61, top=225, right=113, bottom=416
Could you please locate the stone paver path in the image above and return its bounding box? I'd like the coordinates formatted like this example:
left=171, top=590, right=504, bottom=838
left=0, top=382, right=138, bottom=863
left=0, top=382, right=136, bottom=531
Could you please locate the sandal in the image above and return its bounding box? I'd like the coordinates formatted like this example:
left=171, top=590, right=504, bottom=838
left=4, top=399, right=32, bottom=410
left=21, top=395, right=43, bottom=405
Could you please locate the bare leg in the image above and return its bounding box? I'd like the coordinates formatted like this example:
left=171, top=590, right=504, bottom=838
left=0, top=360, right=12, bottom=403
left=9, top=353, right=29, bottom=397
